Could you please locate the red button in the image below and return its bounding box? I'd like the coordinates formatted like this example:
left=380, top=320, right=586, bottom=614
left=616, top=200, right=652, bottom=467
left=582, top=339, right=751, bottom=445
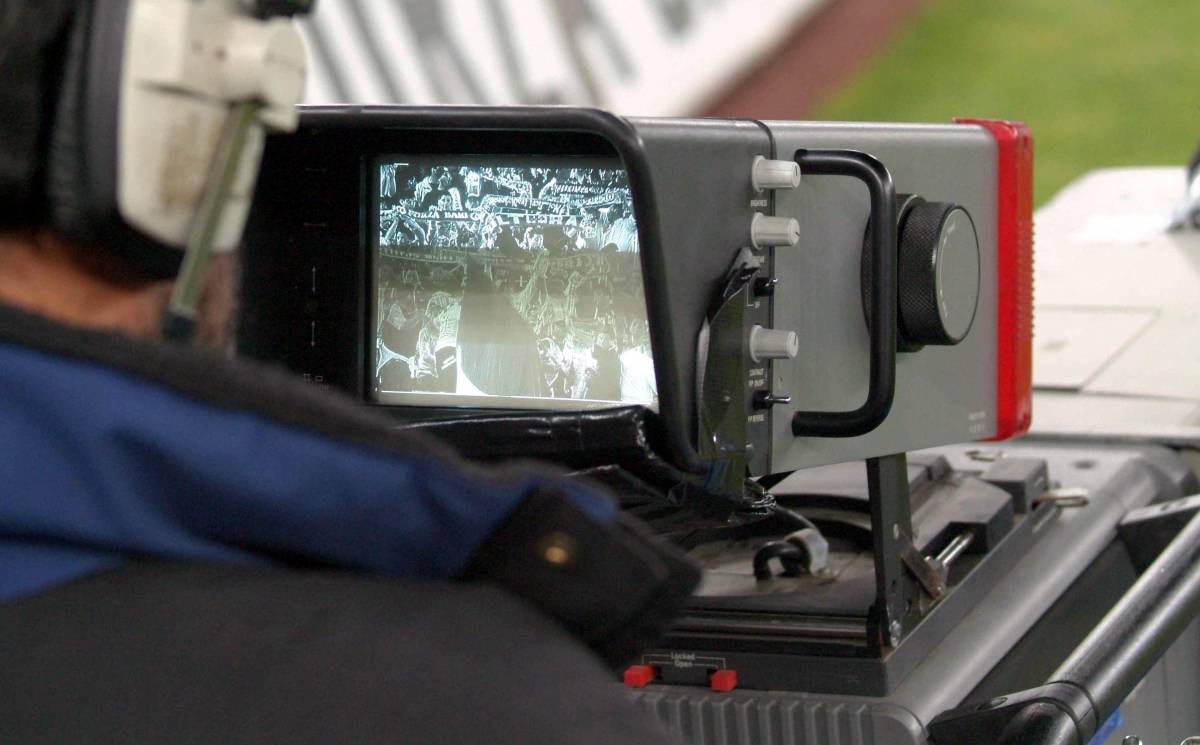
left=623, top=665, right=657, bottom=688
left=709, top=669, right=738, bottom=692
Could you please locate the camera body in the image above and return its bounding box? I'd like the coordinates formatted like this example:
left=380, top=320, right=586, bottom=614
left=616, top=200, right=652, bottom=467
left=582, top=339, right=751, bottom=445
left=238, top=107, right=1031, bottom=481
left=768, top=120, right=1031, bottom=469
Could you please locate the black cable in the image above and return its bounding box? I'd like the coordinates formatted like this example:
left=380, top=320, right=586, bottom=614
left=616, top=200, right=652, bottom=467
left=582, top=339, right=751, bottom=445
left=769, top=503, right=819, bottom=533
left=752, top=541, right=806, bottom=580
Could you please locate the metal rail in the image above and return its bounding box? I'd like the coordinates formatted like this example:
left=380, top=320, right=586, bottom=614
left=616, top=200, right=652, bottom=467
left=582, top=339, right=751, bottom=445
left=929, top=506, right=1200, bottom=745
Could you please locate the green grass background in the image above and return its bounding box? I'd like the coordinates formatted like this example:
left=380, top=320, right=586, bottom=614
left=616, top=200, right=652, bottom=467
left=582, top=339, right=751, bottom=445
left=812, top=0, right=1200, bottom=205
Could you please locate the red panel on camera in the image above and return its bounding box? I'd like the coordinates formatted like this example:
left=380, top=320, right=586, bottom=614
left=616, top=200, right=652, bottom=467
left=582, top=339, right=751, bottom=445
left=955, top=118, right=1034, bottom=441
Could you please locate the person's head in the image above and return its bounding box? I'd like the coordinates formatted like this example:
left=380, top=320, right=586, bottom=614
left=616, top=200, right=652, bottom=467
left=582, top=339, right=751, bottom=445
left=0, top=0, right=308, bottom=346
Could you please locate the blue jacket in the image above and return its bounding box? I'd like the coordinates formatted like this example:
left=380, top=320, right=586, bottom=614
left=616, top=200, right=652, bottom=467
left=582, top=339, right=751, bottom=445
left=0, top=305, right=614, bottom=603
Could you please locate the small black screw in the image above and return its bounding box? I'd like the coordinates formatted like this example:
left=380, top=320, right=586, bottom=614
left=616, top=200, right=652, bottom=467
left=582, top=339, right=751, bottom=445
left=753, top=277, right=778, bottom=298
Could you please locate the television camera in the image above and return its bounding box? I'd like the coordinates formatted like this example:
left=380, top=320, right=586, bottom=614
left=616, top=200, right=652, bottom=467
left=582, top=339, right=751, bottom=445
left=239, top=106, right=1031, bottom=488
left=238, top=105, right=1032, bottom=687
left=238, top=108, right=1200, bottom=745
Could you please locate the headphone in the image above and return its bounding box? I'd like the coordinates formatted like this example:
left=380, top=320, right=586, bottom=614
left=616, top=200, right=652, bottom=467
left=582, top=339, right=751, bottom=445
left=0, top=0, right=311, bottom=281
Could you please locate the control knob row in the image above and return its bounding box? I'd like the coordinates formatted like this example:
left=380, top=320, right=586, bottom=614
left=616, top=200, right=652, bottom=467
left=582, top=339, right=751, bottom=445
left=746, top=157, right=800, bottom=411
left=751, top=157, right=801, bottom=248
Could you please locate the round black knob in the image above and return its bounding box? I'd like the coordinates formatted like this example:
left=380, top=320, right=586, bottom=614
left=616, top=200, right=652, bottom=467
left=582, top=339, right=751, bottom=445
left=861, top=197, right=981, bottom=352
left=897, top=200, right=980, bottom=347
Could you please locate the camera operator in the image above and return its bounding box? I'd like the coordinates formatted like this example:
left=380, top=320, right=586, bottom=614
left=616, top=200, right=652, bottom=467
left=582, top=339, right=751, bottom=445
left=0, top=2, right=695, bottom=743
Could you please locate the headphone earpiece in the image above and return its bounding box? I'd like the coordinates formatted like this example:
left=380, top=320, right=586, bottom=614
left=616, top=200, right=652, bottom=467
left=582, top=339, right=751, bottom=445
left=45, top=0, right=184, bottom=280
left=1, top=0, right=309, bottom=282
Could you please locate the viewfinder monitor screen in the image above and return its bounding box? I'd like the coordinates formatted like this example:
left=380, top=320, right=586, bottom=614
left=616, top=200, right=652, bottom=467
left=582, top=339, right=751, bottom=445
left=371, top=155, right=658, bottom=411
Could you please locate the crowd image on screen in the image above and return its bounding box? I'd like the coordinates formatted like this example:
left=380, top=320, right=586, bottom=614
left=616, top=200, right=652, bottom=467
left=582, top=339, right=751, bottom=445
left=373, top=159, right=658, bottom=408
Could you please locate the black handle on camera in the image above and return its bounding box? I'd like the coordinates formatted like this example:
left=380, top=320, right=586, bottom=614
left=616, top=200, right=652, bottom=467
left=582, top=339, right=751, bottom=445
left=928, top=507, right=1200, bottom=745
left=791, top=150, right=898, bottom=438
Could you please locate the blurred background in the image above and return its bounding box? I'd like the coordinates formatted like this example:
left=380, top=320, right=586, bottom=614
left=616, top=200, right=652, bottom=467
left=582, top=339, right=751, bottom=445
left=304, top=0, right=1200, bottom=205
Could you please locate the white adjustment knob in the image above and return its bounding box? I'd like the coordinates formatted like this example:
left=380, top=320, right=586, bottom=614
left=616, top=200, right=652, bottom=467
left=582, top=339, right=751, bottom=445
left=751, top=213, right=800, bottom=248
left=749, top=325, right=799, bottom=362
left=752, top=156, right=802, bottom=191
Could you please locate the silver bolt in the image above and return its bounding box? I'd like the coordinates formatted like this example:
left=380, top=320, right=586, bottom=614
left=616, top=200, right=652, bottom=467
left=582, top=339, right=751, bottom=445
left=888, top=619, right=903, bottom=646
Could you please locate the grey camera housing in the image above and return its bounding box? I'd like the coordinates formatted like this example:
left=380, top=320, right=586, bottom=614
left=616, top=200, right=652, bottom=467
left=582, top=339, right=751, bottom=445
left=239, top=108, right=1020, bottom=479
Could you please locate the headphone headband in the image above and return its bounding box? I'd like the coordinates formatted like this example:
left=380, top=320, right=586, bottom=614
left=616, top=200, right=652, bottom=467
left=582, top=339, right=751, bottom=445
left=0, top=1, right=76, bottom=228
